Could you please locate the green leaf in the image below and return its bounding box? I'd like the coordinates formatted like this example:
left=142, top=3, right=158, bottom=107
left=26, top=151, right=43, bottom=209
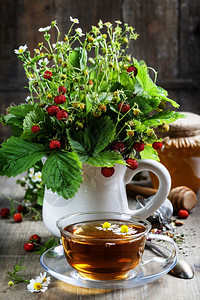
left=68, top=116, right=116, bottom=160
left=143, top=111, right=184, bottom=127
left=140, top=145, right=159, bottom=161
left=69, top=49, right=80, bottom=68
left=87, top=150, right=125, bottom=167
left=4, top=104, right=37, bottom=136
left=0, top=137, right=47, bottom=177
left=130, top=95, right=160, bottom=115
left=42, top=151, right=82, bottom=199
left=86, top=95, right=93, bottom=114
left=23, top=108, right=45, bottom=131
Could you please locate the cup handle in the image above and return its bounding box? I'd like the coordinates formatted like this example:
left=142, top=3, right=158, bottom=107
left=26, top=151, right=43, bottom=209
left=142, top=233, right=177, bottom=265
left=124, top=159, right=171, bottom=219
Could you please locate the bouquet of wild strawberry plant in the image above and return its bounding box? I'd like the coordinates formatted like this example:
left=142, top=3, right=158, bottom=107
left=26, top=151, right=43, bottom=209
left=0, top=17, right=182, bottom=201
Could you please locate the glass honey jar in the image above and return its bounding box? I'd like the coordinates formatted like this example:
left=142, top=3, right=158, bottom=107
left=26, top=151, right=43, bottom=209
left=151, top=112, right=200, bottom=193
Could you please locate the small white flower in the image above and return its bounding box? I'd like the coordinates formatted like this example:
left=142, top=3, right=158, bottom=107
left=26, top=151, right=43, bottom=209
left=75, top=28, right=85, bottom=37
left=14, top=45, right=28, bottom=54
left=98, top=19, right=103, bottom=29
left=38, top=26, right=51, bottom=32
left=32, top=171, right=42, bottom=183
left=35, top=272, right=51, bottom=285
left=115, top=20, right=122, bottom=24
left=70, top=16, right=79, bottom=24
left=27, top=278, right=48, bottom=293
left=29, top=168, right=35, bottom=178
left=104, top=22, right=112, bottom=28
left=52, top=41, right=64, bottom=49
left=25, top=96, right=31, bottom=102
left=38, top=58, right=49, bottom=66
left=22, top=199, right=32, bottom=207
left=28, top=183, right=34, bottom=189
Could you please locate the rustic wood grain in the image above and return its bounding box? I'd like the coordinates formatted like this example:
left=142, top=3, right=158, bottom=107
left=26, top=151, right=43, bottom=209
left=0, top=176, right=200, bottom=299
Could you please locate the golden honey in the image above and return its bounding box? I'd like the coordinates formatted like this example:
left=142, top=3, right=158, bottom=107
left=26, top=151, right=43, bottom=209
left=151, top=112, right=200, bottom=193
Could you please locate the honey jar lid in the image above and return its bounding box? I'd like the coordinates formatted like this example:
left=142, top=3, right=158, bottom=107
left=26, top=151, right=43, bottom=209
left=157, top=112, right=200, bottom=148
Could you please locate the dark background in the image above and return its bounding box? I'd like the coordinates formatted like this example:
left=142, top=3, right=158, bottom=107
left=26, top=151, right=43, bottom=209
left=0, top=0, right=200, bottom=142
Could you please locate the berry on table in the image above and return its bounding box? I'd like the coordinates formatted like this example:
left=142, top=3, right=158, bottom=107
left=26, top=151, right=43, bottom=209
left=17, top=205, right=25, bottom=213
left=101, top=167, right=115, bottom=177
left=13, top=213, right=22, bottom=223
left=178, top=210, right=189, bottom=219
left=54, top=95, right=66, bottom=104
left=133, top=142, right=145, bottom=152
left=152, top=141, right=163, bottom=150
left=118, top=102, right=131, bottom=114
left=29, top=234, right=41, bottom=244
left=58, top=86, right=67, bottom=94
left=49, top=140, right=61, bottom=150
left=24, top=242, right=35, bottom=252
left=46, top=105, right=60, bottom=116
left=31, top=125, right=40, bottom=133
left=126, top=158, right=138, bottom=170
left=0, top=208, right=10, bottom=218
left=56, top=110, right=68, bottom=120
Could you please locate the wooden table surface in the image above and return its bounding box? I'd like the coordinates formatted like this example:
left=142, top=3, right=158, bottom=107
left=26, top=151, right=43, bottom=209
left=0, top=176, right=200, bottom=300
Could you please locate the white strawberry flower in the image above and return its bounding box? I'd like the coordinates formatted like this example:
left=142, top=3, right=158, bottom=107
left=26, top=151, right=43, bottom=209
left=38, top=26, right=51, bottom=32
left=32, top=171, right=42, bottom=183
left=38, top=58, right=49, bottom=66
left=28, top=168, right=35, bottom=178
left=70, top=16, right=79, bottom=24
left=14, top=45, right=28, bottom=54
left=75, top=28, right=85, bottom=37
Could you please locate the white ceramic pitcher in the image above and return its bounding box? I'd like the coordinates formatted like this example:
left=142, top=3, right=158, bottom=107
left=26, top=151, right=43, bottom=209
left=42, top=159, right=171, bottom=237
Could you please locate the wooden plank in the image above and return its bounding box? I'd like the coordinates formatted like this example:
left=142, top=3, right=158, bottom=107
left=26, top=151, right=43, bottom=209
left=122, top=0, right=179, bottom=79
left=179, top=0, right=200, bottom=79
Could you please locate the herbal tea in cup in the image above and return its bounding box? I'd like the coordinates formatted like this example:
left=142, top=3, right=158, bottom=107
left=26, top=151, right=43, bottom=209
left=57, top=212, right=151, bottom=280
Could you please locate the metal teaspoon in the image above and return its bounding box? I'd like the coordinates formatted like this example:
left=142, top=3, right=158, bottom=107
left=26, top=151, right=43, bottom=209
left=146, top=241, right=194, bottom=279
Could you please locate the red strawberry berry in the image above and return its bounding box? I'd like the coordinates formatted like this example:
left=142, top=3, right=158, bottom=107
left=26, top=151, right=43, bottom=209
left=153, top=141, right=163, bottom=150
left=49, top=140, right=61, bottom=150
left=0, top=208, right=10, bottom=218
left=118, top=103, right=130, bottom=113
left=24, top=242, right=35, bottom=252
left=58, top=86, right=67, bottom=94
left=13, top=213, right=22, bottom=223
left=101, top=167, right=115, bottom=177
left=46, top=105, right=60, bottom=116
left=178, top=210, right=189, bottom=219
left=112, top=141, right=125, bottom=153
left=54, top=95, right=66, bottom=104
left=127, top=66, right=138, bottom=76
left=31, top=125, right=40, bottom=133
left=56, top=110, right=69, bottom=120
left=133, top=142, right=145, bottom=152
left=43, top=70, right=52, bottom=80
left=29, top=234, right=41, bottom=244
left=17, top=205, right=24, bottom=213
left=126, top=158, right=138, bottom=170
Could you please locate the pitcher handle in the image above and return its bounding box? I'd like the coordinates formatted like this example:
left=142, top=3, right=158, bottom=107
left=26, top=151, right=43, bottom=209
left=124, top=159, right=171, bottom=219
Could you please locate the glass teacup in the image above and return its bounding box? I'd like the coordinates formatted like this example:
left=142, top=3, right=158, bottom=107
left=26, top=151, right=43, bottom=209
left=57, top=212, right=156, bottom=281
